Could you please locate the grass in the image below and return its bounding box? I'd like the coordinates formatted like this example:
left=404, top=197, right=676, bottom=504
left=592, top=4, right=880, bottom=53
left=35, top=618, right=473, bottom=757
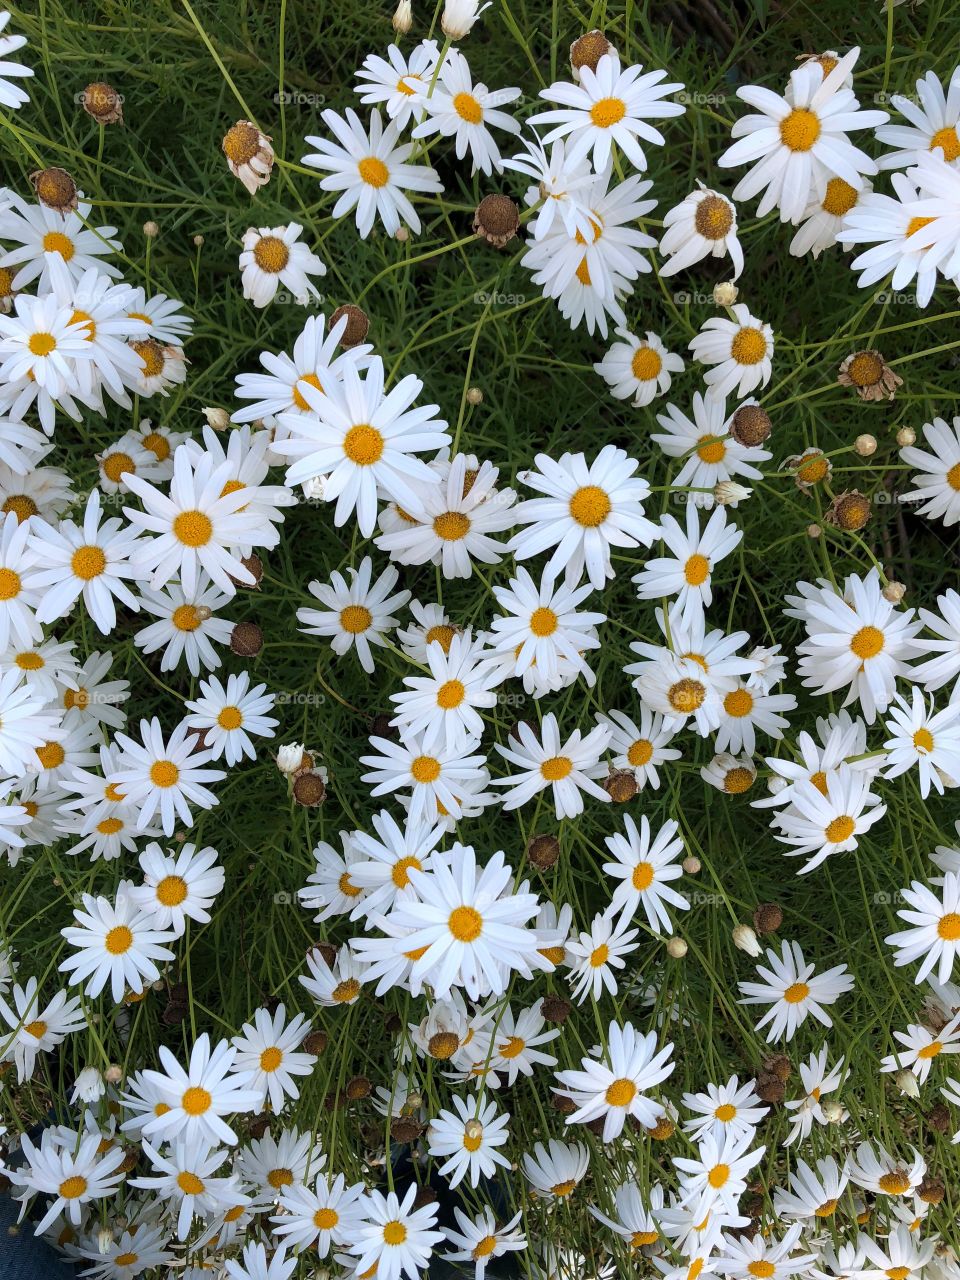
left=2, top=0, right=960, bottom=1269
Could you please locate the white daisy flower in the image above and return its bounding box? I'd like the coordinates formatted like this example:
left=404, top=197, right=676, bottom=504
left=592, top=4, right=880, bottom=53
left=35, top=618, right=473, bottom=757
left=783, top=1044, right=847, bottom=1145
left=56, top=649, right=129, bottom=728
left=441, top=1207, right=527, bottom=1278
left=130, top=1139, right=244, bottom=1241
left=297, top=555, right=410, bottom=674
left=411, top=48, right=521, bottom=176
left=109, top=715, right=225, bottom=836
left=0, top=976, right=86, bottom=1083
left=701, top=751, right=758, bottom=796
left=529, top=51, right=685, bottom=174
left=789, top=176, right=869, bottom=257
left=298, top=833, right=367, bottom=922
left=494, top=713, right=611, bottom=819
left=632, top=651, right=724, bottom=737
left=124, top=286, right=194, bottom=346
left=565, top=909, right=639, bottom=1003
left=348, top=809, right=446, bottom=920
left=0, top=507, right=41, bottom=649
left=0, top=291, right=96, bottom=433
left=345, top=1185, right=444, bottom=1280
left=224, top=1242, right=296, bottom=1280
left=354, top=40, right=440, bottom=128
left=426, top=1091, right=510, bottom=1188
left=688, top=304, right=774, bottom=401
left=882, top=687, right=960, bottom=796
left=714, top=679, right=797, bottom=756
left=0, top=194, right=121, bottom=291
left=773, top=1154, right=850, bottom=1220
left=360, top=730, right=489, bottom=827
left=133, top=573, right=234, bottom=676
left=770, top=765, right=887, bottom=874
left=303, top=107, right=444, bottom=238
left=522, top=1138, right=590, bottom=1200
left=129, top=841, right=224, bottom=936
left=682, top=1074, right=768, bottom=1144
left=183, top=671, right=278, bottom=765
left=835, top=172, right=944, bottom=307
left=847, top=1142, right=926, bottom=1197
left=555, top=1019, right=675, bottom=1141
left=594, top=329, right=685, bottom=407
left=300, top=943, right=366, bottom=1008
left=713, top=1224, right=816, bottom=1280
left=652, top=392, right=770, bottom=505
left=239, top=223, right=326, bottom=309
left=0, top=10, right=33, bottom=108
left=58, top=883, right=177, bottom=1003
left=877, top=67, right=960, bottom=170
left=659, top=184, right=744, bottom=277
left=231, top=1004, right=315, bottom=1115
left=501, top=136, right=597, bottom=240
left=597, top=707, right=681, bottom=789
left=738, top=939, right=854, bottom=1041
left=138, top=1032, right=261, bottom=1147
left=96, top=432, right=166, bottom=495
left=633, top=503, right=743, bottom=629
left=389, top=630, right=498, bottom=752
left=272, top=1171, right=367, bottom=1258
left=901, top=415, right=960, bottom=526
left=602, top=814, right=688, bottom=933
left=673, top=1128, right=765, bottom=1215
left=17, top=1128, right=125, bottom=1236
left=886, top=872, right=960, bottom=985
left=880, top=1013, right=960, bottom=1084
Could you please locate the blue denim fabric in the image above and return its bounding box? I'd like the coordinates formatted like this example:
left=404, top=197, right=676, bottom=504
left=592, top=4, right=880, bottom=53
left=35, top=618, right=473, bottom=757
left=0, top=1192, right=77, bottom=1278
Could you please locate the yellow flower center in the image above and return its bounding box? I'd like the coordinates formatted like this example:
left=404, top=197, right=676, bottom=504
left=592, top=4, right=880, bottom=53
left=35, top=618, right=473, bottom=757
left=708, top=1163, right=730, bottom=1188
left=453, top=91, right=483, bottom=124
left=173, top=510, right=213, bottom=547
left=332, top=978, right=361, bottom=1003
left=631, top=346, right=663, bottom=381
left=114, top=1253, right=138, bottom=1267
left=314, top=1206, right=340, bottom=1229
left=28, top=332, right=57, bottom=357
left=391, top=855, right=422, bottom=888
left=343, top=423, right=384, bottom=465
left=541, top=755, right=573, bottom=781
left=930, top=126, right=960, bottom=163
left=714, top=1103, right=737, bottom=1122
left=64, top=686, right=89, bottom=710
left=947, top=462, right=960, bottom=492
left=132, top=339, right=165, bottom=378
left=339, top=603, right=372, bottom=634
left=105, top=925, right=133, bottom=955
left=338, top=872, right=361, bottom=898
left=177, top=1171, right=205, bottom=1195
left=632, top=1230, right=659, bottom=1248
left=684, top=553, right=710, bottom=586
left=259, top=1044, right=284, bottom=1074
left=551, top=1179, right=577, bottom=1197
left=181, top=1085, right=212, bottom=1115
left=141, top=430, right=170, bottom=461
left=0, top=567, right=21, bottom=600
left=731, top=327, right=768, bottom=365
left=473, top=1235, right=497, bottom=1259
left=16, top=650, right=42, bottom=669
left=425, top=624, right=454, bottom=652
left=433, top=511, right=470, bottom=541
left=590, top=943, right=609, bottom=967
left=668, top=678, right=705, bottom=713
left=217, top=705, right=243, bottom=730
left=435, top=679, right=465, bottom=710
left=825, top=814, right=856, bottom=844
left=815, top=1198, right=838, bottom=1217
left=2, top=494, right=38, bottom=522
left=850, top=625, right=884, bottom=660
left=724, top=767, right=754, bottom=794
left=917, top=1040, right=942, bottom=1059
left=627, top=738, right=653, bottom=766
left=605, top=1077, right=637, bottom=1106
left=36, top=741, right=65, bottom=769
left=879, top=1171, right=911, bottom=1195
left=632, top=861, right=654, bottom=891
left=411, top=754, right=441, bottom=783
left=71, top=545, right=106, bottom=580
left=58, top=1175, right=88, bottom=1199
left=150, top=760, right=180, bottom=788
left=589, top=96, right=627, bottom=128
left=938, top=912, right=960, bottom=941
left=102, top=451, right=135, bottom=484
left=783, top=981, right=810, bottom=1004
left=25, top=1019, right=47, bottom=1038
left=358, top=156, right=390, bottom=187
left=724, top=688, right=754, bottom=718
left=569, top=484, right=611, bottom=527
left=383, top=1221, right=408, bottom=1246
left=749, top=1263, right=776, bottom=1278
left=821, top=177, right=859, bottom=217
left=499, top=1035, right=526, bottom=1059
left=43, top=230, right=75, bottom=259
left=97, top=817, right=124, bottom=835
left=449, top=905, right=483, bottom=942
left=69, top=308, right=96, bottom=341
left=779, top=107, right=821, bottom=151
left=156, top=875, right=188, bottom=906
left=252, top=236, right=290, bottom=274
left=172, top=604, right=201, bottom=631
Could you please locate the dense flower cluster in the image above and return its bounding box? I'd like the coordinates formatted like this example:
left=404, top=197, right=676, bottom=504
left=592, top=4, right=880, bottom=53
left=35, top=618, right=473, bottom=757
left=2, top=4, right=960, bottom=1280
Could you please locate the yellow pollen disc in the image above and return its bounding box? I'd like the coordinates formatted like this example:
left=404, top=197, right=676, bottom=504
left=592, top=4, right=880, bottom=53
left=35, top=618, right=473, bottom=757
left=697, top=435, right=727, bottom=464
left=463, top=1130, right=483, bottom=1152
left=631, top=346, right=663, bottom=381
left=114, top=1253, right=138, bottom=1267
left=695, top=193, right=734, bottom=239
left=177, top=1171, right=205, bottom=1195
left=24, top=1019, right=47, bottom=1038
left=724, top=688, right=754, bottom=718
left=783, top=981, right=810, bottom=1004
left=945, top=461, right=960, bottom=492
left=71, top=545, right=106, bottom=580
left=590, top=942, right=609, bottom=967
left=809, top=770, right=828, bottom=796
left=887, top=1269, right=911, bottom=1280
left=879, top=1171, right=911, bottom=1194
left=220, top=479, right=245, bottom=501
left=436, top=679, right=466, bottom=710
left=731, top=327, right=768, bottom=365
left=141, top=430, right=170, bottom=461
left=28, top=331, right=56, bottom=357
left=22, top=801, right=38, bottom=818
left=383, top=1221, right=407, bottom=1246
left=2, top=494, right=38, bottom=522
left=104, top=782, right=126, bottom=802
left=217, top=705, right=243, bottom=730
left=632, top=861, right=654, bottom=891
left=425, top=623, right=455, bottom=652
left=668, top=678, right=705, bottom=713
left=338, top=872, right=362, bottom=898
left=850, top=625, right=884, bottom=660
left=569, top=484, right=611, bottom=527
left=223, top=1205, right=246, bottom=1222
left=332, top=978, right=361, bottom=1003
left=930, top=126, right=960, bottom=162
left=848, top=352, right=885, bottom=386
left=267, top=1166, right=293, bottom=1188
left=938, top=912, right=960, bottom=941
left=825, top=814, right=855, bottom=844
left=105, top=925, right=133, bottom=955
left=343, top=423, right=384, bottom=465
left=97, top=817, right=124, bottom=835
left=411, top=754, right=441, bottom=783
left=292, top=372, right=323, bottom=410
left=156, top=875, right=188, bottom=907
left=391, top=855, right=422, bottom=888
left=0, top=266, right=12, bottom=295
left=172, top=509, right=213, bottom=548
left=453, top=91, right=483, bottom=124
left=779, top=107, right=821, bottom=151
left=822, top=177, right=858, bottom=217
left=627, top=738, right=653, bottom=767
left=714, top=1103, right=736, bottom=1122
left=815, top=1198, right=838, bottom=1217
left=16, top=650, right=42, bottom=669
left=448, top=904, right=483, bottom=942
left=0, top=567, right=21, bottom=600
left=433, top=511, right=470, bottom=541
left=36, top=742, right=65, bottom=769
left=43, top=230, right=75, bottom=259
left=797, top=454, right=828, bottom=484
left=131, top=339, right=165, bottom=377
left=917, top=1040, right=942, bottom=1059
left=172, top=604, right=201, bottom=632
left=64, top=687, right=89, bottom=710
left=539, top=944, right=565, bottom=965
left=708, top=1163, right=730, bottom=1188
left=541, top=755, right=573, bottom=781
left=102, top=451, right=135, bottom=484
left=339, top=603, right=372, bottom=634
left=499, top=1035, right=526, bottom=1059
left=358, top=156, right=390, bottom=187
left=528, top=606, right=558, bottom=638
left=684, top=553, right=711, bottom=587
left=153, top=1102, right=171, bottom=1116
left=223, top=120, right=260, bottom=164
left=913, top=727, right=934, bottom=753
left=69, top=309, right=96, bottom=341
left=58, top=1175, right=87, bottom=1199
left=749, top=1263, right=776, bottom=1278
left=589, top=96, right=627, bottom=128
left=473, top=1236, right=497, bottom=1259
left=632, top=1230, right=659, bottom=1248
left=252, top=235, right=290, bottom=274
left=605, top=1077, right=637, bottom=1106
left=575, top=255, right=592, bottom=286
left=404, top=944, right=430, bottom=961
left=551, top=1179, right=576, bottom=1197
left=150, top=760, right=180, bottom=788
left=314, top=1206, right=339, bottom=1229
left=724, top=767, right=754, bottom=794
left=181, top=1085, right=212, bottom=1115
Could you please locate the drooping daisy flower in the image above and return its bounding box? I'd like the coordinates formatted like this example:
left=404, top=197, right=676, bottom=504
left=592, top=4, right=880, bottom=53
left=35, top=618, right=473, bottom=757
left=301, top=942, right=366, bottom=1008
left=901, top=415, right=960, bottom=527
left=556, top=1019, right=675, bottom=1141
left=510, top=446, right=657, bottom=590
left=354, top=40, right=440, bottom=128
left=183, top=671, right=278, bottom=765
left=529, top=51, right=685, bottom=174
left=847, top=1142, right=926, bottom=1198
left=522, top=1138, right=590, bottom=1200
left=688, top=305, right=774, bottom=401
left=886, top=872, right=960, bottom=984
left=109, top=716, right=225, bottom=835
left=718, top=48, right=886, bottom=223
left=411, top=48, right=521, bottom=176
left=773, top=1154, right=851, bottom=1220
left=272, top=356, right=449, bottom=537
left=783, top=1043, right=847, bottom=1146
left=738, top=939, right=854, bottom=1041
left=303, top=107, right=444, bottom=237
left=222, top=119, right=275, bottom=194
left=58, top=884, right=177, bottom=1003
left=494, top=713, right=611, bottom=819
left=632, top=651, right=724, bottom=737
left=659, top=184, right=744, bottom=277
left=224, top=1242, right=297, bottom=1280
left=602, top=814, right=688, bottom=932
left=239, top=223, right=326, bottom=309
left=882, top=687, right=960, bottom=796
left=593, top=329, right=685, bottom=407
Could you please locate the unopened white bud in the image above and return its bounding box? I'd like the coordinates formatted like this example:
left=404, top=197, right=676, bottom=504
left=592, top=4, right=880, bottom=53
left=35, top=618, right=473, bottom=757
left=441, top=0, right=488, bottom=39
left=97, top=1226, right=114, bottom=1254
left=71, top=1066, right=105, bottom=1104
left=277, top=743, right=306, bottom=775
left=202, top=406, right=230, bottom=431
left=682, top=855, right=700, bottom=874
left=822, top=1099, right=844, bottom=1122
left=854, top=433, right=877, bottom=456
left=392, top=0, right=413, bottom=33
left=666, top=937, right=687, bottom=958
left=895, top=1069, right=920, bottom=1098
left=882, top=581, right=906, bottom=603
left=713, top=281, right=738, bottom=306
left=714, top=480, right=751, bottom=506
left=732, top=924, right=762, bottom=957
left=104, top=1063, right=123, bottom=1084
left=896, top=426, right=916, bottom=447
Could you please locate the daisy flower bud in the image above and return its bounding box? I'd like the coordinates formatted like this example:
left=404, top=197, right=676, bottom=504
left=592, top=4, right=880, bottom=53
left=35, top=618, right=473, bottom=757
left=855, top=433, right=878, bottom=456
left=466, top=386, right=483, bottom=405
left=104, top=1064, right=122, bottom=1084
left=441, top=0, right=491, bottom=39
left=713, top=280, right=739, bottom=305
left=714, top=479, right=752, bottom=506
left=71, top=1066, right=105, bottom=1103
left=895, top=1069, right=920, bottom=1098
left=883, top=581, right=906, bottom=603
left=143, top=220, right=159, bottom=238
left=733, top=924, right=762, bottom=957
left=201, top=406, right=230, bottom=431
left=896, top=426, right=916, bottom=446
left=666, top=937, right=687, bottom=958
left=682, top=855, right=700, bottom=874
left=277, top=742, right=307, bottom=775
left=392, top=0, right=413, bottom=33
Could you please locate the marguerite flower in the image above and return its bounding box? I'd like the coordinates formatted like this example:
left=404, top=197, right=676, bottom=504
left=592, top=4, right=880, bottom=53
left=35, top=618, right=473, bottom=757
left=738, top=939, right=854, bottom=1041
left=688, top=304, right=774, bottom=401
left=58, top=884, right=177, bottom=1003
left=659, top=184, right=744, bottom=277
left=882, top=687, right=960, bottom=796
left=593, top=329, right=684, bottom=407
left=231, top=1004, right=315, bottom=1115
left=494, top=713, right=611, bottom=819
left=555, top=1019, right=675, bottom=1141
left=109, top=716, right=225, bottom=836
left=901, top=415, right=960, bottom=527
left=183, top=671, right=278, bottom=765
left=239, top=223, right=326, bottom=309
left=602, top=814, right=688, bottom=932
left=411, top=48, right=521, bottom=176
left=886, top=872, right=960, bottom=984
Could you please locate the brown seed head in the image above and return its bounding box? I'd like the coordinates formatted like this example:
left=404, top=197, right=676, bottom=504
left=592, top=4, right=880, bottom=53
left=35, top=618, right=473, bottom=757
left=330, top=303, right=370, bottom=348
left=730, top=404, right=772, bottom=447
left=82, top=82, right=123, bottom=124
left=30, top=167, right=79, bottom=213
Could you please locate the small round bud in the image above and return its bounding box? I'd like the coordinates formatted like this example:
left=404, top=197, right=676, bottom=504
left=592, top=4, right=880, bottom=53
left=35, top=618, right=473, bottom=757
left=854, top=433, right=877, bottom=456
left=302, top=1030, right=328, bottom=1056
left=822, top=1099, right=845, bottom=1123
left=464, top=1119, right=483, bottom=1142
left=395, top=226, right=410, bottom=243
left=713, top=280, right=739, bottom=306
left=193, top=233, right=205, bottom=247
left=277, top=743, right=308, bottom=775
left=392, top=0, right=413, bottom=34
left=143, top=220, right=159, bottom=238
left=894, top=1069, right=920, bottom=1098
left=807, top=524, right=821, bottom=539
left=682, top=855, right=701, bottom=874
left=104, top=1064, right=123, bottom=1085
left=714, top=480, right=752, bottom=506
left=466, top=386, right=483, bottom=405
left=603, top=769, right=637, bottom=803
left=666, top=937, right=687, bottom=958
left=882, top=581, right=906, bottom=603
left=541, top=995, right=571, bottom=1024
left=896, top=426, right=916, bottom=447
left=202, top=406, right=230, bottom=431
left=330, top=303, right=370, bottom=348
